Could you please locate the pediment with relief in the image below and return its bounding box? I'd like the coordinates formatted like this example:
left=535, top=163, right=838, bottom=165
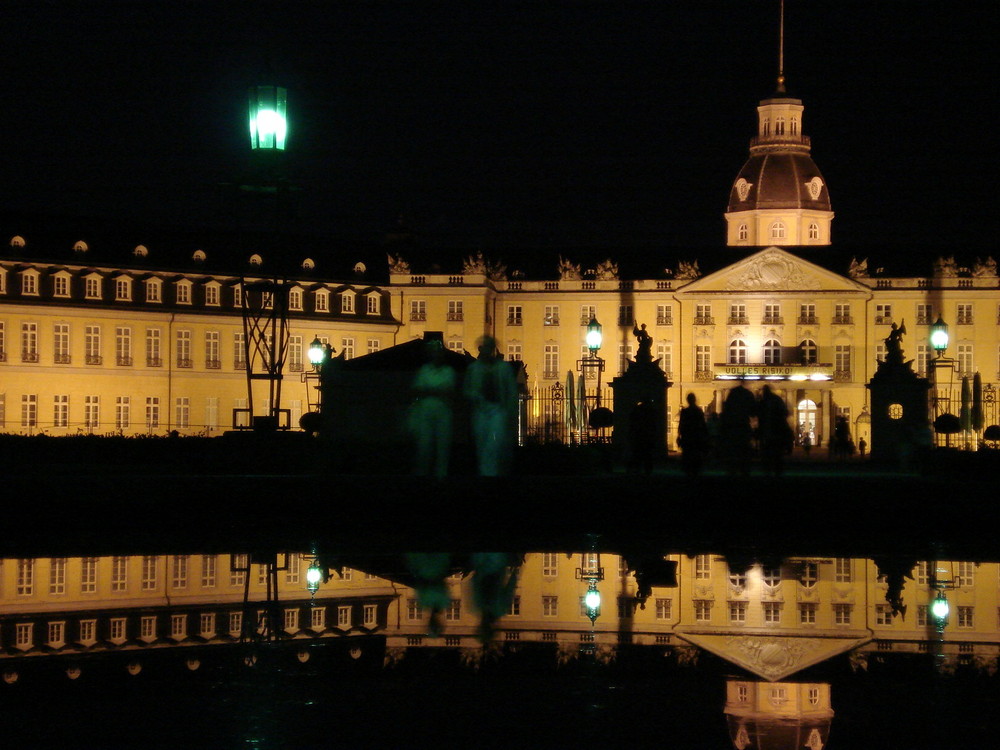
left=676, top=632, right=870, bottom=681
left=678, top=247, right=866, bottom=294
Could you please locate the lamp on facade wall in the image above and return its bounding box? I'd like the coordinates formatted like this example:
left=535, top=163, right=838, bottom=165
left=930, top=317, right=949, bottom=357
left=249, top=85, right=288, bottom=151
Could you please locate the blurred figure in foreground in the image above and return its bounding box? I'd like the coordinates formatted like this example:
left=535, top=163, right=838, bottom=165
left=464, top=336, right=517, bottom=476
left=720, top=380, right=756, bottom=476
left=677, top=392, right=709, bottom=476
left=758, top=385, right=793, bottom=476
left=409, top=340, right=456, bottom=478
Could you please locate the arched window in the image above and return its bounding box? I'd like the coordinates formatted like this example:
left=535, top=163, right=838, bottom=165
left=770, top=222, right=786, bottom=240
left=738, top=224, right=748, bottom=241
left=775, top=117, right=785, bottom=135
left=790, top=117, right=798, bottom=135
left=762, top=118, right=770, bottom=136
left=763, top=339, right=781, bottom=365
left=728, top=339, right=747, bottom=365
left=808, top=223, right=819, bottom=240
left=799, top=339, right=818, bottom=365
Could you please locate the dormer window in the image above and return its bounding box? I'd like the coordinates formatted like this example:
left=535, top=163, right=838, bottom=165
left=53, top=273, right=71, bottom=298
left=233, top=283, right=242, bottom=306
left=145, top=278, right=162, bottom=303
left=175, top=281, right=192, bottom=304
left=315, top=289, right=329, bottom=313
left=341, top=290, right=355, bottom=314
left=288, top=288, right=303, bottom=311
left=0, top=268, right=7, bottom=294
left=366, top=293, right=380, bottom=315
left=204, top=282, right=220, bottom=306
left=84, top=276, right=101, bottom=299
left=10, top=235, right=25, bottom=248
left=21, top=270, right=39, bottom=296
left=115, top=277, right=132, bottom=301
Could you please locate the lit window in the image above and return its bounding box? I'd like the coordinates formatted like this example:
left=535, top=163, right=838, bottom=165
left=655, top=598, right=672, bottom=620
left=338, top=606, right=351, bottom=627
left=367, top=293, right=380, bottom=315
left=729, top=601, right=747, bottom=623
left=799, top=603, right=817, bottom=624
left=341, top=291, right=355, bottom=313
left=115, top=278, right=131, bottom=300
left=315, top=290, right=329, bottom=312
left=145, top=279, right=161, bottom=303
left=808, top=223, right=819, bottom=240
left=170, top=614, right=187, bottom=639
left=763, top=602, right=782, bottom=624
left=284, top=608, right=300, bottom=633
left=364, top=604, right=378, bottom=626
left=770, top=222, right=786, bottom=240
left=800, top=339, right=817, bottom=365
left=53, top=275, right=70, bottom=297
left=205, top=284, right=220, bottom=306
left=201, top=612, right=216, bottom=636
left=728, top=339, right=747, bottom=365
left=763, top=339, right=781, bottom=365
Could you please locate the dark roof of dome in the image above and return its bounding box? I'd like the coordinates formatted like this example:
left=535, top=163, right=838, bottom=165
left=728, top=153, right=831, bottom=212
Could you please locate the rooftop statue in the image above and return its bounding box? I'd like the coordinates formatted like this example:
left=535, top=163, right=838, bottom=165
left=387, top=253, right=410, bottom=274
left=594, top=258, right=618, bottom=280
left=848, top=257, right=868, bottom=279
left=934, top=256, right=959, bottom=277
left=463, top=251, right=507, bottom=281
left=972, top=256, right=997, bottom=277
left=675, top=259, right=701, bottom=280
left=557, top=256, right=582, bottom=280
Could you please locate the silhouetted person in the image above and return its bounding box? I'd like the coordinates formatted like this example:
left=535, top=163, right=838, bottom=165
left=464, top=336, right=517, bottom=476
left=832, top=415, right=853, bottom=460
left=801, top=431, right=812, bottom=457
left=677, top=392, right=709, bottom=477
left=720, top=381, right=756, bottom=475
left=858, top=437, right=867, bottom=457
left=758, top=385, right=792, bottom=476
left=409, top=340, right=456, bottom=478
left=628, top=400, right=656, bottom=474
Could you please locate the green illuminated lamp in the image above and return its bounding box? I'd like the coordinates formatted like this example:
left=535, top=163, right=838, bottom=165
left=929, top=316, right=949, bottom=357
left=584, top=581, right=601, bottom=624
left=931, top=593, right=949, bottom=622
left=306, top=560, right=323, bottom=596
left=249, top=85, right=288, bottom=151
left=307, top=336, right=327, bottom=371
left=585, top=317, right=603, bottom=355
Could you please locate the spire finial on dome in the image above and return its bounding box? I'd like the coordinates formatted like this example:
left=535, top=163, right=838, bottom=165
left=776, top=0, right=786, bottom=93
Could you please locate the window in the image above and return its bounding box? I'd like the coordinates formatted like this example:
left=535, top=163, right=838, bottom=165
left=834, top=304, right=852, bottom=324
left=53, top=275, right=69, bottom=297
left=364, top=604, right=379, bottom=626
left=447, top=340, right=463, bottom=353
left=729, top=601, right=747, bottom=623
left=775, top=116, right=785, bottom=135
left=284, top=609, right=300, bottom=632
left=833, top=603, right=852, bottom=626
left=85, top=276, right=101, bottom=299
left=175, top=397, right=190, bottom=428
left=446, top=299, right=464, bottom=321
left=657, top=344, right=672, bottom=376
left=957, top=606, right=974, bottom=628
left=175, top=330, right=191, bottom=368
left=22, top=271, right=38, bottom=295
left=957, top=344, right=973, bottom=377
left=145, top=328, right=162, bottom=367
left=695, top=304, right=712, bottom=325
left=835, top=345, right=851, bottom=377
left=763, top=339, right=781, bottom=365
left=808, top=223, right=819, bottom=240
left=82, top=325, right=101, bottom=365
left=81, top=558, right=97, bottom=594
left=541, top=553, right=558, bottom=577
left=695, top=554, right=712, bottom=580
left=770, top=221, right=786, bottom=240
left=728, top=340, right=747, bottom=365
left=54, top=323, right=70, bottom=364
left=618, top=343, right=634, bottom=374
left=544, top=305, right=559, bottom=325
left=115, top=326, right=132, bottom=366
left=763, top=602, right=782, bottom=624
left=543, top=344, right=559, bottom=379
left=834, top=558, right=852, bottom=583
left=79, top=619, right=96, bottom=644
left=341, top=337, right=355, bottom=360
left=15, top=623, right=34, bottom=649
left=729, top=303, right=747, bottom=324
left=230, top=554, right=248, bottom=586
left=799, top=603, right=817, bottom=624
left=145, top=397, right=160, bottom=430
left=338, top=606, right=352, bottom=627
left=799, top=339, right=818, bottom=365
left=738, top=224, right=748, bottom=241
left=175, top=282, right=191, bottom=304
left=229, top=612, right=243, bottom=635
left=581, top=305, right=596, bottom=325
left=202, top=331, right=221, bottom=369
left=696, top=345, right=711, bottom=374
left=201, top=555, right=217, bottom=587
left=201, top=612, right=216, bottom=636
left=234, top=332, right=246, bottom=370
left=141, top=556, right=158, bottom=591
left=315, top=290, right=329, bottom=312
left=284, top=553, right=301, bottom=585
left=956, top=561, right=976, bottom=587
left=205, top=284, right=220, bottom=306
left=145, top=279, right=161, bottom=303
left=111, top=556, right=128, bottom=592
left=21, top=394, right=37, bottom=428
left=341, top=290, right=355, bottom=313
left=84, top=395, right=99, bottom=431
left=694, top=600, right=711, bottom=623
left=0, top=321, right=5, bottom=360
left=53, top=395, right=69, bottom=428
left=16, top=558, right=34, bottom=596
left=957, top=303, right=973, bottom=325
left=311, top=607, right=326, bottom=629
left=406, top=598, right=423, bottom=621
left=507, top=343, right=522, bottom=361
left=799, top=303, right=816, bottom=323
left=799, top=562, right=818, bottom=588
left=917, top=303, right=932, bottom=325
left=618, top=305, right=633, bottom=326
left=115, top=278, right=131, bottom=301
left=762, top=566, right=781, bottom=588
left=507, top=595, right=521, bottom=616
left=875, top=304, right=892, bottom=324
left=542, top=596, right=558, bottom=617
left=49, top=558, right=67, bottom=595
left=656, top=304, right=673, bottom=326
left=763, top=303, right=781, bottom=324
left=410, top=299, right=426, bottom=321
left=655, top=598, right=672, bottom=620
left=171, top=614, right=187, bottom=639
left=875, top=605, right=893, bottom=626
left=367, top=294, right=380, bottom=315
left=172, top=555, right=188, bottom=588
left=507, top=305, right=522, bottom=325
left=109, top=618, right=126, bottom=643
left=140, top=616, right=157, bottom=640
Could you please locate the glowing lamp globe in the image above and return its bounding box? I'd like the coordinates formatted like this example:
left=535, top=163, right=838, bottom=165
left=307, top=337, right=326, bottom=369
left=249, top=86, right=288, bottom=151
left=930, top=317, right=949, bottom=356
left=585, top=317, right=603, bottom=354
left=931, top=594, right=949, bottom=622
left=306, top=561, right=323, bottom=594
left=584, top=587, right=601, bottom=610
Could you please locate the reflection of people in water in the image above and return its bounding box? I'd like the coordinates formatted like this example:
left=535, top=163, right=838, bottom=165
left=463, top=336, right=518, bottom=476
left=409, top=340, right=456, bottom=478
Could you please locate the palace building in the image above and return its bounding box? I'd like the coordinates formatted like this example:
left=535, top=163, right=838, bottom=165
left=1, top=71, right=997, bottom=448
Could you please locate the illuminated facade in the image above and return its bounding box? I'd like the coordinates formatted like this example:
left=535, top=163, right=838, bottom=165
left=2, top=552, right=997, bottom=680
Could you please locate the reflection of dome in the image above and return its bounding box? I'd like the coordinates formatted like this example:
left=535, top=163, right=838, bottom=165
left=728, top=153, right=831, bottom=213
left=725, top=680, right=833, bottom=750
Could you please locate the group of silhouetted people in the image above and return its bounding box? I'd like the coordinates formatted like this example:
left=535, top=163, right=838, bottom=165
left=409, top=336, right=517, bottom=479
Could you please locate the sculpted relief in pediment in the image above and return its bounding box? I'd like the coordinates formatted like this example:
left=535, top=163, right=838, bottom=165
left=725, top=251, right=821, bottom=291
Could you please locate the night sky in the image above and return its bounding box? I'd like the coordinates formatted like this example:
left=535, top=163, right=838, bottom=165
left=1, top=1, right=996, bottom=257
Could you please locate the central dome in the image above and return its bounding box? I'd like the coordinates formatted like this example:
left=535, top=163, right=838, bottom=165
left=728, top=152, right=831, bottom=213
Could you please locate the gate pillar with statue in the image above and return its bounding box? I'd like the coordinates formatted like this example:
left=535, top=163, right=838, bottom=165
left=610, top=323, right=672, bottom=466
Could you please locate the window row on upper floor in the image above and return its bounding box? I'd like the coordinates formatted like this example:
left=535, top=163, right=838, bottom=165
left=0, top=267, right=387, bottom=317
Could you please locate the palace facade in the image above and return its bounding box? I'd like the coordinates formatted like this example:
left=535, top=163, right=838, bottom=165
left=2, top=77, right=997, bottom=448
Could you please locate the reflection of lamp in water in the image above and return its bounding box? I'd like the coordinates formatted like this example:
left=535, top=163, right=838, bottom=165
left=931, top=591, right=949, bottom=632
left=249, top=85, right=288, bottom=151
left=305, top=548, right=325, bottom=601
left=576, top=545, right=604, bottom=626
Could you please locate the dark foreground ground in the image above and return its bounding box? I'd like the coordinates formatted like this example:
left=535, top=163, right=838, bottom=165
left=1, top=434, right=997, bottom=561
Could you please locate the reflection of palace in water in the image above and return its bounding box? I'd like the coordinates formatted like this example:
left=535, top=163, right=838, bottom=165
left=3, top=551, right=997, bottom=678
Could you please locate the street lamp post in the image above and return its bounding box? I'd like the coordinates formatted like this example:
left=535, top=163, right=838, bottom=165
left=304, top=336, right=331, bottom=413
left=578, top=317, right=613, bottom=439
left=928, top=317, right=954, bottom=445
